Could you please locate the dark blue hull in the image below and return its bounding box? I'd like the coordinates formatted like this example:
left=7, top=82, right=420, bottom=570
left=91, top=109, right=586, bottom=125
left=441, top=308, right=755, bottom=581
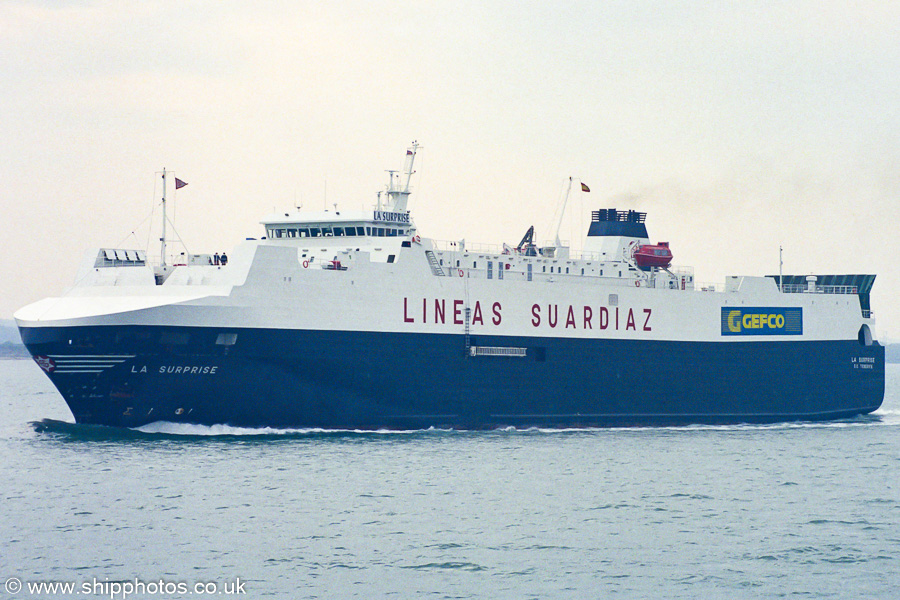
left=19, top=325, right=885, bottom=429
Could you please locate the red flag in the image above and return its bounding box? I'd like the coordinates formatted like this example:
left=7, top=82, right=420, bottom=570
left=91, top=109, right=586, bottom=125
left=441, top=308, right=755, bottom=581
left=581, top=182, right=590, bottom=192
left=175, top=177, right=188, bottom=189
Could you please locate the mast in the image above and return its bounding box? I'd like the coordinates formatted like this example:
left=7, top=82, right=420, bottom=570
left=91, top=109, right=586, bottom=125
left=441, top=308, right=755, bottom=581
left=553, top=177, right=574, bottom=247
left=779, top=245, right=784, bottom=292
left=160, top=168, right=167, bottom=267
left=386, top=141, right=418, bottom=212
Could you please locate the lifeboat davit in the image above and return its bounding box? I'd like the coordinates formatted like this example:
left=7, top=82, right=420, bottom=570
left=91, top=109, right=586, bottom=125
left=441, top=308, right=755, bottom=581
left=633, top=242, right=673, bottom=270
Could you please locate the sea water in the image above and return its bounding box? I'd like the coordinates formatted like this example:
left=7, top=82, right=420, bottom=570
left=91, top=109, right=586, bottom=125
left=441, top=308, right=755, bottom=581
left=1, top=358, right=898, bottom=599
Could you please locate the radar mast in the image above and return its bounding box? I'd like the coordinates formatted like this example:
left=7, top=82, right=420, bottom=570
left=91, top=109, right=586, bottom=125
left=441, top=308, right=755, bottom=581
left=385, top=141, right=418, bottom=212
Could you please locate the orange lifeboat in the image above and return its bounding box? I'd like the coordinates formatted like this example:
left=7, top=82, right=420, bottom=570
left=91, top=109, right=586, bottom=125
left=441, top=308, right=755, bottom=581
left=634, top=242, right=672, bottom=269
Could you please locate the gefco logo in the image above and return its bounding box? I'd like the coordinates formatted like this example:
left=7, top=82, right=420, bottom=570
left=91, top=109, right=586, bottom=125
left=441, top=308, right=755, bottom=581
left=721, top=307, right=803, bottom=336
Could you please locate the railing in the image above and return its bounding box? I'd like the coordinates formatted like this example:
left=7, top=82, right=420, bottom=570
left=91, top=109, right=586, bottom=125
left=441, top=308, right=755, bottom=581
left=695, top=283, right=719, bottom=292
left=780, top=284, right=859, bottom=295
left=430, top=239, right=572, bottom=255
left=428, top=240, right=695, bottom=272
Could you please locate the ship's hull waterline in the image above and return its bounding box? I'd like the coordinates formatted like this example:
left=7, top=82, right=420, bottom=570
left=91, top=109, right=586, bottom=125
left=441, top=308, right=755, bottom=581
left=20, top=324, right=884, bottom=429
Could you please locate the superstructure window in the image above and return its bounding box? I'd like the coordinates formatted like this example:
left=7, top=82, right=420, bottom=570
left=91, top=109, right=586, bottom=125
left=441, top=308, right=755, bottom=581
left=310, top=228, right=321, bottom=237
left=333, top=227, right=344, bottom=236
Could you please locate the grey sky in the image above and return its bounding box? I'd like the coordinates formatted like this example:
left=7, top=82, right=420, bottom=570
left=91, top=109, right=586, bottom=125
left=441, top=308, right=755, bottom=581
left=2, top=1, right=898, bottom=337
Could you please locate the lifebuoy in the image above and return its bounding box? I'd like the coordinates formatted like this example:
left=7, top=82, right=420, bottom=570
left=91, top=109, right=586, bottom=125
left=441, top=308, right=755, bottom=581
left=302, top=260, right=309, bottom=268
left=634, top=280, right=640, bottom=287
left=458, top=269, right=464, bottom=277
left=412, top=235, right=421, bottom=244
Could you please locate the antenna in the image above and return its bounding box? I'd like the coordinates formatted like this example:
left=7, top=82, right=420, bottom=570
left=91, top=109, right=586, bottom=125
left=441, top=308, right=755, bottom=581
left=553, top=177, right=574, bottom=247
left=779, top=246, right=784, bottom=292
left=160, top=168, right=167, bottom=267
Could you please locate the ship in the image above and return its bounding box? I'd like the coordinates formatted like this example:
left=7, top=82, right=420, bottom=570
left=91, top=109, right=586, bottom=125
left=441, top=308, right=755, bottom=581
left=15, top=143, right=885, bottom=429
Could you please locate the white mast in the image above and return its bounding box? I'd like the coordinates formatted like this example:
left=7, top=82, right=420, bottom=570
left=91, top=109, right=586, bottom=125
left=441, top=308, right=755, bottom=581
left=553, top=177, right=574, bottom=247
left=386, top=141, right=418, bottom=212
left=160, top=168, right=168, bottom=267
left=779, top=245, right=784, bottom=292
